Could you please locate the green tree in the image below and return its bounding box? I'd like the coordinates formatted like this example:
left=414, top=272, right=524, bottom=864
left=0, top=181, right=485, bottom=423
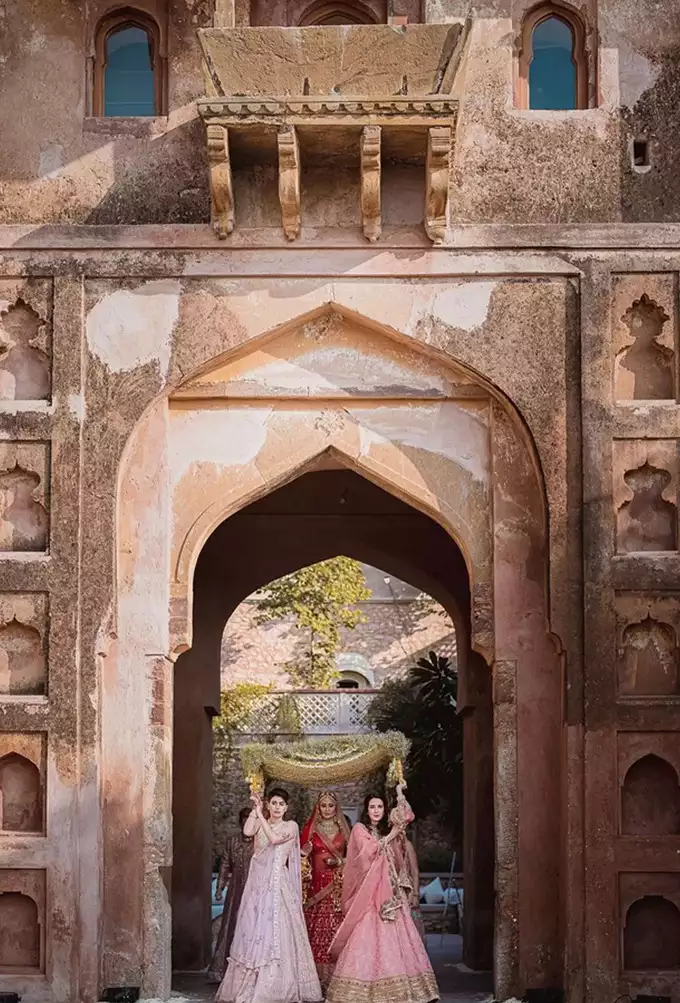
left=366, top=650, right=462, bottom=834
left=254, top=558, right=372, bottom=689
left=213, top=681, right=273, bottom=748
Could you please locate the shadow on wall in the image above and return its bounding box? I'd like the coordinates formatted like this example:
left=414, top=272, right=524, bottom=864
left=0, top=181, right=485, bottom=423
left=84, top=117, right=209, bottom=225
left=620, top=47, right=680, bottom=222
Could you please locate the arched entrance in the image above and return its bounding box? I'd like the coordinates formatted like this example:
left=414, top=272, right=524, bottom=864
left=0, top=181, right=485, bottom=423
left=170, top=466, right=493, bottom=978
left=107, top=305, right=562, bottom=1000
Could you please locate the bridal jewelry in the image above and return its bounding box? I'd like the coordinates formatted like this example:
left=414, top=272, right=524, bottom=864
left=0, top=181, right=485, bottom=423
left=317, top=818, right=339, bottom=836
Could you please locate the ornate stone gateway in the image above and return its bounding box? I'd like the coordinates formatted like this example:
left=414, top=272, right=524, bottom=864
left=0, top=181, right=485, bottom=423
left=109, top=293, right=564, bottom=1000
left=4, top=6, right=680, bottom=1000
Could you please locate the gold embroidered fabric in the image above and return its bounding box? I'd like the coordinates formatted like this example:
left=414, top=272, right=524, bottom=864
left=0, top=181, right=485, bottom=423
left=326, top=972, right=439, bottom=1003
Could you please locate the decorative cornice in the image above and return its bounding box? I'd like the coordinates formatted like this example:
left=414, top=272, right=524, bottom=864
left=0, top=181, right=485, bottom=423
left=198, top=95, right=457, bottom=122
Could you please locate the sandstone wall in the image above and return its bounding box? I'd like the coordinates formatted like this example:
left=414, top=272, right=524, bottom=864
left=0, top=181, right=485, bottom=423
left=221, top=592, right=456, bottom=688
left=0, top=226, right=678, bottom=1001
left=1, top=1, right=680, bottom=225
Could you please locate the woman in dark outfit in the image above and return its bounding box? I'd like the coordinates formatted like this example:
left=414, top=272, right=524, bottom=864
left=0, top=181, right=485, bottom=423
left=208, top=807, right=254, bottom=984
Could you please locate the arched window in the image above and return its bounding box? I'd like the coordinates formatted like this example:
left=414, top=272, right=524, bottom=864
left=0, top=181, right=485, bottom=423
left=518, top=4, right=588, bottom=111
left=93, top=9, right=165, bottom=117
left=299, top=2, right=379, bottom=25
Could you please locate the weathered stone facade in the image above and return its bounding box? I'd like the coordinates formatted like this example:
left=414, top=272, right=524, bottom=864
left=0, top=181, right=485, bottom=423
left=1, top=1, right=680, bottom=1002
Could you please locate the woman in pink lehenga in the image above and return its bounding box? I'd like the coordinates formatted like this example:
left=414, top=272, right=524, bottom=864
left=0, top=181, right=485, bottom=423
left=216, top=787, right=322, bottom=1003
left=326, top=786, right=439, bottom=1003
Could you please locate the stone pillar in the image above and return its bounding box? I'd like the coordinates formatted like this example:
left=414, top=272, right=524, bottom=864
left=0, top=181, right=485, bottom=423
left=100, top=398, right=172, bottom=995
left=214, top=0, right=249, bottom=26
left=171, top=564, right=224, bottom=971
left=213, top=0, right=235, bottom=27
left=462, top=650, right=494, bottom=971
left=492, top=403, right=563, bottom=993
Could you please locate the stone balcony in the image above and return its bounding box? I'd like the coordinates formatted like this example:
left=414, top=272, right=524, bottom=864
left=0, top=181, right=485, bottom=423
left=197, top=23, right=466, bottom=243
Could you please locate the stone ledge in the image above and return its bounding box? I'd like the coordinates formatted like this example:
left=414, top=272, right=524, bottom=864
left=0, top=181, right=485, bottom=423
left=3, top=223, right=680, bottom=251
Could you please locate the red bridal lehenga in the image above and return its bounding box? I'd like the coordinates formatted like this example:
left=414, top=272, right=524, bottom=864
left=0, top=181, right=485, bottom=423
left=326, top=795, right=439, bottom=1003
left=300, top=792, right=351, bottom=989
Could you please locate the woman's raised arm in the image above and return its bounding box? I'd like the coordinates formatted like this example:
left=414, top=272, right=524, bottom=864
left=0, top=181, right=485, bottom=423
left=251, top=796, right=293, bottom=846
left=243, top=796, right=261, bottom=837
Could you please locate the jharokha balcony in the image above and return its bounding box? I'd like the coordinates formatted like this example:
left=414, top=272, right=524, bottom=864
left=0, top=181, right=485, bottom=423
left=196, top=22, right=465, bottom=243
left=237, top=688, right=378, bottom=737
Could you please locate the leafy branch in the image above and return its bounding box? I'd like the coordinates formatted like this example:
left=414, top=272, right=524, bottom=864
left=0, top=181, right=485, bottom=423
left=253, top=557, right=372, bottom=689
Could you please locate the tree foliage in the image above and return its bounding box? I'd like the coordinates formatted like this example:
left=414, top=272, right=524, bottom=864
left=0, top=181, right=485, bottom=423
left=254, top=557, right=372, bottom=689
left=213, top=682, right=273, bottom=748
left=365, top=650, right=462, bottom=834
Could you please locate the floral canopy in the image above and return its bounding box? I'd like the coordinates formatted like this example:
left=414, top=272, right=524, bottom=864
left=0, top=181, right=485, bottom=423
left=240, top=731, right=409, bottom=793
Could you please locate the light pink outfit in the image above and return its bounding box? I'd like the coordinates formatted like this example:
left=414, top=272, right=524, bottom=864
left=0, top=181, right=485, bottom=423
left=326, top=802, right=438, bottom=1003
left=216, top=820, right=322, bottom=1003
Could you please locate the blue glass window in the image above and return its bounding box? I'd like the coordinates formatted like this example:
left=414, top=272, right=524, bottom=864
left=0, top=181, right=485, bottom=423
left=529, top=15, right=577, bottom=110
left=104, top=24, right=155, bottom=117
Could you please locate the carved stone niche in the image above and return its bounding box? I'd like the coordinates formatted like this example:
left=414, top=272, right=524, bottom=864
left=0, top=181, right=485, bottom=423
left=0, top=733, right=45, bottom=835
left=0, top=280, right=52, bottom=403
left=197, top=24, right=464, bottom=243
left=0, top=442, right=49, bottom=553
left=615, top=593, right=680, bottom=698
left=0, top=593, right=48, bottom=697
left=620, top=874, right=680, bottom=973
left=0, top=869, right=45, bottom=972
left=612, top=274, right=676, bottom=403
left=621, top=755, right=680, bottom=836
left=614, top=439, right=678, bottom=554
left=618, top=733, right=680, bottom=836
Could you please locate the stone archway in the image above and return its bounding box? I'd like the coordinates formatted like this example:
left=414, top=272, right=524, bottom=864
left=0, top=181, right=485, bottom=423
left=170, top=465, right=490, bottom=975
left=109, top=305, right=562, bottom=1001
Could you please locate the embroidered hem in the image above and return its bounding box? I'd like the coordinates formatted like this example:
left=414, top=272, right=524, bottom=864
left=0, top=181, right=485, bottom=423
left=326, top=972, right=439, bottom=1003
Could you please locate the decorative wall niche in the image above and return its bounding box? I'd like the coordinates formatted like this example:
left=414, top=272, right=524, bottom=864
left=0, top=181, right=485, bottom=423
left=614, top=440, right=678, bottom=554
left=0, top=443, right=49, bottom=553
left=624, top=895, right=680, bottom=970
left=618, top=613, right=678, bottom=696
left=0, top=593, right=48, bottom=697
left=0, top=733, right=45, bottom=835
left=612, top=274, right=677, bottom=402
left=0, top=279, right=52, bottom=403
left=621, top=755, right=680, bottom=836
left=619, top=733, right=680, bottom=837
left=0, top=869, right=45, bottom=972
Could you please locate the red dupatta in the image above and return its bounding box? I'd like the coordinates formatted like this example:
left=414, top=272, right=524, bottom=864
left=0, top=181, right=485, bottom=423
left=301, top=792, right=351, bottom=909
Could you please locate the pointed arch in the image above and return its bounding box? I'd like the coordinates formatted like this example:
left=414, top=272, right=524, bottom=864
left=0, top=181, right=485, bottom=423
left=91, top=5, right=167, bottom=116
left=109, top=299, right=561, bottom=999
left=516, top=2, right=590, bottom=110
left=298, top=1, right=380, bottom=25
left=116, top=302, right=549, bottom=658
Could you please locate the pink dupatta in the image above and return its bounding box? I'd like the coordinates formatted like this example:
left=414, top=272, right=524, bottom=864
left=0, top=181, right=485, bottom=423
left=329, top=824, right=397, bottom=961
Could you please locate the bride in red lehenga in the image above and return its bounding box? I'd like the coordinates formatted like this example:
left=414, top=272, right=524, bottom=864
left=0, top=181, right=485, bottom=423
left=301, top=791, right=351, bottom=990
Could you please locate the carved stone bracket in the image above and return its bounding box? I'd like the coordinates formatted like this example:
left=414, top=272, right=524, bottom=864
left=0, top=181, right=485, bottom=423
left=199, top=96, right=457, bottom=243
left=277, top=125, right=301, bottom=242
left=360, top=125, right=382, bottom=243
left=425, top=125, right=451, bottom=246
left=206, top=124, right=234, bottom=239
